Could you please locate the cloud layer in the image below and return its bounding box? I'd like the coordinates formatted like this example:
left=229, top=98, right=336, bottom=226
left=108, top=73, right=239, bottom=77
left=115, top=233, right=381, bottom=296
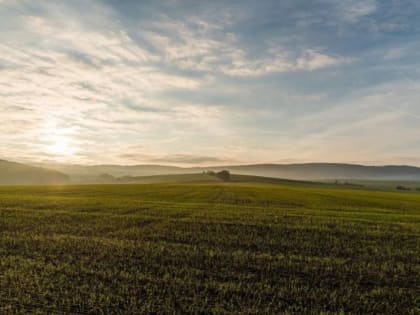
left=1, top=0, right=420, bottom=166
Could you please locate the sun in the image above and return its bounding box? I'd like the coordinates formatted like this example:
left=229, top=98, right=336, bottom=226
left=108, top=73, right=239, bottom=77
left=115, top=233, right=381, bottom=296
left=47, top=135, right=76, bottom=157
left=42, top=118, right=79, bottom=160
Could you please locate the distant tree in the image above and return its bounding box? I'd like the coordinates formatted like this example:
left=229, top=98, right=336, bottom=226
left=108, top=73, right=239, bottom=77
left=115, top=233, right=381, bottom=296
left=396, top=185, right=411, bottom=191
left=215, top=170, right=231, bottom=182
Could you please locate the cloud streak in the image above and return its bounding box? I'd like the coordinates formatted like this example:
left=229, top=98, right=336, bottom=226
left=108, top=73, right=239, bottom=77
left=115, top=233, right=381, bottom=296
left=1, top=0, right=420, bottom=165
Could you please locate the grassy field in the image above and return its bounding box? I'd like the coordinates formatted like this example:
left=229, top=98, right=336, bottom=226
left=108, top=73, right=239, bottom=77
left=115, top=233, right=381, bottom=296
left=0, top=181, right=419, bottom=314
left=333, top=180, right=420, bottom=192
left=92, top=172, right=328, bottom=186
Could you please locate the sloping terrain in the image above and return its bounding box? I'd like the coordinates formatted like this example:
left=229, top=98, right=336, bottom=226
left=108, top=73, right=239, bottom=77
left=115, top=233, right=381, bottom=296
left=0, top=159, right=69, bottom=185
left=212, top=163, right=420, bottom=180
left=40, top=162, right=420, bottom=181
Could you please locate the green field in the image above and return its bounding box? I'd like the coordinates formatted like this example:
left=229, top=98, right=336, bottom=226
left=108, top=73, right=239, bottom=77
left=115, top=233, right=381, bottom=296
left=332, top=180, right=420, bottom=192
left=0, top=180, right=419, bottom=314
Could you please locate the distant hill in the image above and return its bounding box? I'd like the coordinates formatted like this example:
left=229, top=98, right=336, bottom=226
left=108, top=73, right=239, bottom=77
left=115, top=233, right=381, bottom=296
left=113, top=173, right=221, bottom=184
left=208, top=163, right=420, bottom=181
left=39, top=162, right=420, bottom=182
left=39, top=164, right=184, bottom=182
left=0, top=159, right=69, bottom=185
left=69, top=172, right=324, bottom=186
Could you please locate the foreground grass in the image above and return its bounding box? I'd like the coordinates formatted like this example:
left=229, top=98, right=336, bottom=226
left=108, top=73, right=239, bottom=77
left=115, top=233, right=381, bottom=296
left=0, top=182, right=419, bottom=314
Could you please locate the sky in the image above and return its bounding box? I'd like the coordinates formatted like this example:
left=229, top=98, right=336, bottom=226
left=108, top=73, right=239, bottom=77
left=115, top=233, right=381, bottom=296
left=1, top=0, right=420, bottom=166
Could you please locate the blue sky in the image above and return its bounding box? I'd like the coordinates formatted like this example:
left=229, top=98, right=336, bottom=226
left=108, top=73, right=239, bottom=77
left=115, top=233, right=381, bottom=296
left=1, top=0, right=420, bottom=166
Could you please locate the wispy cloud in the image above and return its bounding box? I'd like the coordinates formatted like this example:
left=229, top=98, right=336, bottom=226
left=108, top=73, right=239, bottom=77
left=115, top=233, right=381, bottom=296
left=1, top=0, right=420, bottom=165
left=141, top=16, right=350, bottom=77
left=330, top=0, right=377, bottom=22
left=150, top=154, right=233, bottom=165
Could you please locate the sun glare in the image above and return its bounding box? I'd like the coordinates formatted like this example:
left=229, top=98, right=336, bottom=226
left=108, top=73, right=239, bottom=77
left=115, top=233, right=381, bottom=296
left=42, top=117, right=78, bottom=159
left=47, top=135, right=76, bottom=157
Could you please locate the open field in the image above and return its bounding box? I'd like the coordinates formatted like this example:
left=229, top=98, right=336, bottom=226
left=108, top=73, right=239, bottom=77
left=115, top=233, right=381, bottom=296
left=106, top=173, right=329, bottom=186
left=0, top=181, right=419, bottom=314
left=331, top=180, right=420, bottom=192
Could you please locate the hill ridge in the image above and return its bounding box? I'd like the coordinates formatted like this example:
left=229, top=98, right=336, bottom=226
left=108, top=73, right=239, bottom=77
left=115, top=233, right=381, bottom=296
left=0, top=159, right=69, bottom=185
left=4, top=159, right=420, bottom=183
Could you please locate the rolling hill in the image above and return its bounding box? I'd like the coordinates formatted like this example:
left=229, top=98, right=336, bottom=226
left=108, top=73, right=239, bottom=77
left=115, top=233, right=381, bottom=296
left=38, top=163, right=184, bottom=182
left=4, top=159, right=420, bottom=183
left=0, top=159, right=69, bottom=185
left=211, top=163, right=420, bottom=180
left=40, top=162, right=420, bottom=182
left=103, top=173, right=325, bottom=186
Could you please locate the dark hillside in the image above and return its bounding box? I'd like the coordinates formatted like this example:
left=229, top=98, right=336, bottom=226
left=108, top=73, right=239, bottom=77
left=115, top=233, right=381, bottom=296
left=0, top=159, right=69, bottom=185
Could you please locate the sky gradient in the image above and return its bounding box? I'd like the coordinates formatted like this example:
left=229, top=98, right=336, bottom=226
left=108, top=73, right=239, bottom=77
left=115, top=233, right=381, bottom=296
left=1, top=0, right=420, bottom=166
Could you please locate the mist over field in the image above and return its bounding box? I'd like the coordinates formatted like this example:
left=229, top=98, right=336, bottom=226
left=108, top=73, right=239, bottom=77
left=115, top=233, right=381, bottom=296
left=3, top=158, right=420, bottom=185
